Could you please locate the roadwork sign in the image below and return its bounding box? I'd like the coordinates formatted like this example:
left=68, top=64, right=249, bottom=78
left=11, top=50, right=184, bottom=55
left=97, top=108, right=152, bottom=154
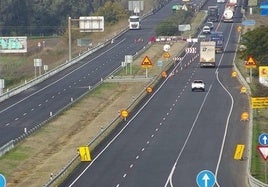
left=141, top=56, right=153, bottom=68
left=245, top=56, right=257, bottom=68
left=251, top=97, right=268, bottom=109
left=234, top=144, right=245, bottom=160
left=78, top=146, right=92, bottom=162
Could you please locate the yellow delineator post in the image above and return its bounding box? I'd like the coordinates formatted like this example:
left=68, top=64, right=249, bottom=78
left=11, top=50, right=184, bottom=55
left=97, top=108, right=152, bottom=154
left=78, top=146, right=92, bottom=162
left=234, top=144, right=245, bottom=160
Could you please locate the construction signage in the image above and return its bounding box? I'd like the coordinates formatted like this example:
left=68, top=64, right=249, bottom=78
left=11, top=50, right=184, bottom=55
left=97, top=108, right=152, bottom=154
left=251, top=97, right=268, bottom=109
left=245, top=56, right=257, bottom=68
left=141, top=56, right=153, bottom=68
left=78, top=146, right=92, bottom=161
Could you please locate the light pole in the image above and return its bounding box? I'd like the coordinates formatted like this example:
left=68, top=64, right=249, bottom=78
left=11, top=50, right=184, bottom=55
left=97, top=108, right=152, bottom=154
left=68, top=17, right=72, bottom=61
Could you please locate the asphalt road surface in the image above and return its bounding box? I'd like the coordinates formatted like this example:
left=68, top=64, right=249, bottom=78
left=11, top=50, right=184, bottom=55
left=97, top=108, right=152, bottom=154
left=60, top=1, right=250, bottom=186
left=0, top=1, right=174, bottom=147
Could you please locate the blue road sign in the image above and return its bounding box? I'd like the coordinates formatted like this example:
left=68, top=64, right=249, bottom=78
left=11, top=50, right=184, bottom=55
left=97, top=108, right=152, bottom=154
left=157, top=60, right=163, bottom=67
left=196, top=170, right=216, bottom=187
left=259, top=133, right=268, bottom=145
left=261, top=9, right=268, bottom=16
left=0, top=174, right=6, bottom=187
left=242, top=20, right=256, bottom=26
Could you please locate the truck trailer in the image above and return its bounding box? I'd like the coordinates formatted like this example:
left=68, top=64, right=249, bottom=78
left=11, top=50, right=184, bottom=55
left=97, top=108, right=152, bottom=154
left=200, top=41, right=216, bottom=67
left=210, top=31, right=224, bottom=53
left=207, top=6, right=219, bottom=22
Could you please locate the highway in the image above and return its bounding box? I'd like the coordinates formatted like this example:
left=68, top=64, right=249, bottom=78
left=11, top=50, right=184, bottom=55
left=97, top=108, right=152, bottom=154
left=60, top=1, right=250, bottom=186
left=0, top=0, right=250, bottom=186
left=0, top=1, right=174, bottom=147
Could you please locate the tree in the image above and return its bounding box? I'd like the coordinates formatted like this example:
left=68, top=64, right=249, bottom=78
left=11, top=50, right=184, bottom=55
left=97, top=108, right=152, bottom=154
left=240, top=26, right=268, bottom=65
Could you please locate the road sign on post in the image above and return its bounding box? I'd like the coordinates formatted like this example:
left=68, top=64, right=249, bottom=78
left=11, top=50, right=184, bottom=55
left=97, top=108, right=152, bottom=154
left=196, top=170, right=216, bottom=187
left=0, top=174, right=6, bottom=187
left=259, top=133, right=268, bottom=146
left=245, top=56, right=257, bottom=68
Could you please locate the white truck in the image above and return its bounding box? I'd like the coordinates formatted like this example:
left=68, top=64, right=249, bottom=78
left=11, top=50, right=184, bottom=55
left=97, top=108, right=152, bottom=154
left=128, top=15, right=141, bottom=29
left=223, top=6, right=235, bottom=22
left=191, top=80, right=205, bottom=91
left=223, top=0, right=237, bottom=22
left=200, top=41, right=216, bottom=68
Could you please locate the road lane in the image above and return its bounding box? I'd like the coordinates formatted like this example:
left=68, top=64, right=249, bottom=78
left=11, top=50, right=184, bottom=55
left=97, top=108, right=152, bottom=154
left=0, top=0, right=176, bottom=147
left=60, top=2, right=249, bottom=186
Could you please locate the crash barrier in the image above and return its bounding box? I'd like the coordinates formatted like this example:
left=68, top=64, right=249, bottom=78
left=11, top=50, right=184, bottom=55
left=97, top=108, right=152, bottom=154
left=0, top=7, right=156, bottom=155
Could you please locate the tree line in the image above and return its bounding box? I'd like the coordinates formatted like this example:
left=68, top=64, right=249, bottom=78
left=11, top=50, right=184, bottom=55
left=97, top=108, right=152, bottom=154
left=0, top=0, right=135, bottom=36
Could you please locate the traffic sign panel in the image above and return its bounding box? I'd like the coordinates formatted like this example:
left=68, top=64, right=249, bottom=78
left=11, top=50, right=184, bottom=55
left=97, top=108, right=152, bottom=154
left=245, top=56, right=257, bottom=68
left=163, top=51, right=170, bottom=58
left=141, top=56, right=153, bottom=68
left=234, top=144, right=245, bottom=160
left=251, top=97, right=268, bottom=109
left=242, top=19, right=256, bottom=26
left=259, top=133, right=268, bottom=145
left=257, top=146, right=268, bottom=160
left=0, top=174, right=6, bottom=187
left=196, top=170, right=216, bottom=187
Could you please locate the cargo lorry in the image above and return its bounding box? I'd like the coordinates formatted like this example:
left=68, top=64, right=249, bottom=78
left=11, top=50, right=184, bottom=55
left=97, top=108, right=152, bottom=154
left=207, top=6, right=219, bottom=22
left=210, top=31, right=224, bottom=53
left=223, top=0, right=237, bottom=22
left=223, top=6, right=234, bottom=22
left=128, top=15, right=141, bottom=29
left=200, top=41, right=216, bottom=67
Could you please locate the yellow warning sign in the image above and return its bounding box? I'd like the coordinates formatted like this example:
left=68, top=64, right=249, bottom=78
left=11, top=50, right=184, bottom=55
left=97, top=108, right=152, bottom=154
left=146, top=86, right=153, bottom=93
left=163, top=52, right=170, bottom=58
left=231, top=71, right=237, bottom=77
left=120, top=109, right=129, bottom=118
left=245, top=56, right=257, bottom=68
left=251, top=97, right=268, bottom=109
left=240, top=86, right=247, bottom=94
left=234, top=144, right=245, bottom=160
left=78, top=146, right=92, bottom=162
left=141, top=56, right=153, bottom=68
left=240, top=112, right=249, bottom=121
left=259, top=66, right=268, bottom=77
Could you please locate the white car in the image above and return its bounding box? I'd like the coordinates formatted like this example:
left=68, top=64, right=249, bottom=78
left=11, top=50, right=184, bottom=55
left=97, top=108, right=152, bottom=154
left=206, top=21, right=214, bottom=29
left=191, top=80, right=205, bottom=91
left=202, top=26, right=211, bottom=34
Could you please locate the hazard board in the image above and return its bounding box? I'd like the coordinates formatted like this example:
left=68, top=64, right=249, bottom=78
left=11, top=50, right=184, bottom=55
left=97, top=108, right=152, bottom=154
left=141, top=56, right=153, bottom=68
left=245, top=56, right=257, bottom=68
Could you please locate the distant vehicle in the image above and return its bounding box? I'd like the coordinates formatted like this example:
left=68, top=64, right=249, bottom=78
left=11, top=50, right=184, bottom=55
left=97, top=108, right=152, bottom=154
left=200, top=41, right=216, bottom=67
left=210, top=31, right=224, bottom=53
left=223, top=7, right=234, bottom=22
left=207, top=6, right=219, bottom=22
left=191, top=80, right=205, bottom=91
left=205, top=21, right=214, bottom=29
left=202, top=25, right=211, bottom=34
left=217, top=0, right=226, bottom=3
left=128, top=15, right=141, bottom=29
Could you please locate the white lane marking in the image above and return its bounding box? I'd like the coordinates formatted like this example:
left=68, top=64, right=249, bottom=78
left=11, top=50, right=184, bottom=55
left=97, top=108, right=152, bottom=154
left=67, top=59, right=187, bottom=186
left=165, top=84, right=212, bottom=187
left=0, top=38, right=126, bottom=114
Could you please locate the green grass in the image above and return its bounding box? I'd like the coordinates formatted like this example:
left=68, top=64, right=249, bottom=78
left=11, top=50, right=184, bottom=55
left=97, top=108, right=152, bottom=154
left=251, top=109, right=268, bottom=183
left=0, top=146, right=30, bottom=178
